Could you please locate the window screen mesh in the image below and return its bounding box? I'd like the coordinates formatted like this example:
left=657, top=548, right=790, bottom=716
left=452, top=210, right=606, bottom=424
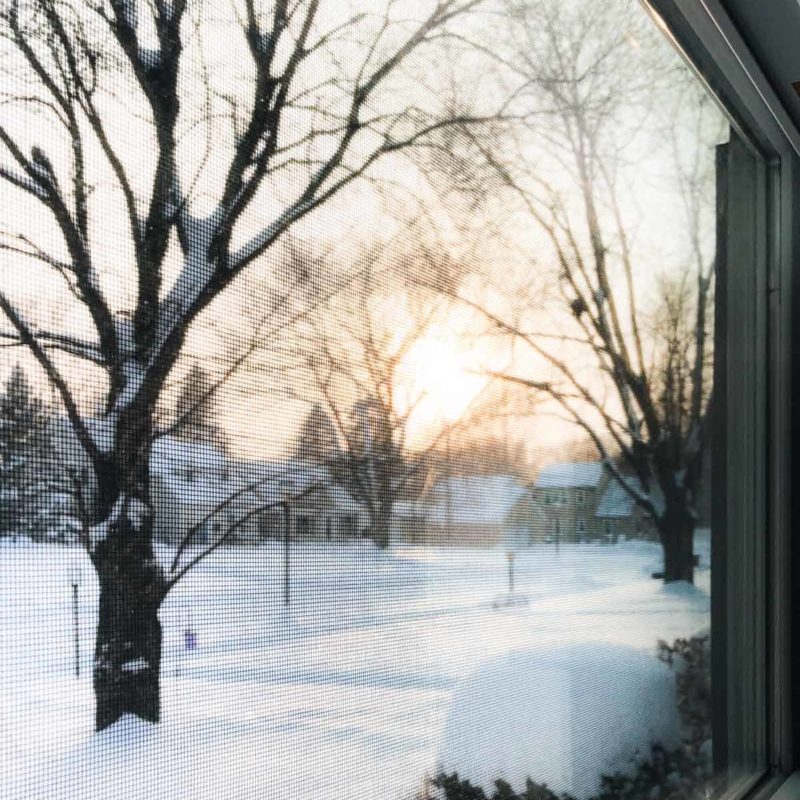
left=0, top=1, right=730, bottom=798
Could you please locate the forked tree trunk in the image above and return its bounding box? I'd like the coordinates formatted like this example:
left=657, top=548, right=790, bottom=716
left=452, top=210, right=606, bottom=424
left=658, top=505, right=696, bottom=584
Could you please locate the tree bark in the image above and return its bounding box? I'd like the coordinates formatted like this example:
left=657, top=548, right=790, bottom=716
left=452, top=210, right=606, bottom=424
left=91, top=406, right=166, bottom=731
left=658, top=505, right=696, bottom=584
left=370, top=504, right=392, bottom=549
left=93, top=540, right=164, bottom=731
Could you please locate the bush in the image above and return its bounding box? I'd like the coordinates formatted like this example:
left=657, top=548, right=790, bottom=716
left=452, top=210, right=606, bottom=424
left=432, top=634, right=712, bottom=800
left=429, top=774, right=574, bottom=800
left=656, top=634, right=711, bottom=750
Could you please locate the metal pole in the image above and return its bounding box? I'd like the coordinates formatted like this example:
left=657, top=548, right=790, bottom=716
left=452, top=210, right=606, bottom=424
left=283, top=501, right=291, bottom=606
left=507, top=552, right=515, bottom=595
left=72, top=581, right=80, bottom=678
left=445, top=426, right=452, bottom=533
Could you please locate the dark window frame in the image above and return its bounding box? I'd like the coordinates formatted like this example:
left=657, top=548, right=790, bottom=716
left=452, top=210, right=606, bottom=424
left=644, top=1, right=799, bottom=796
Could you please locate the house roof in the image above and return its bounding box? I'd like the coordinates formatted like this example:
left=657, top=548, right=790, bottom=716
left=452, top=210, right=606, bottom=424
left=535, top=461, right=605, bottom=489
left=151, top=437, right=364, bottom=515
left=393, top=500, right=427, bottom=518
left=596, top=476, right=665, bottom=519
left=324, top=483, right=363, bottom=515
left=596, top=478, right=640, bottom=518
left=151, top=436, right=232, bottom=506
left=427, top=475, right=530, bottom=525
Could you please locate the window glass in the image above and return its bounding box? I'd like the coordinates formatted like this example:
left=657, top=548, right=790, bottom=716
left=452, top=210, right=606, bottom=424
left=0, top=1, right=763, bottom=799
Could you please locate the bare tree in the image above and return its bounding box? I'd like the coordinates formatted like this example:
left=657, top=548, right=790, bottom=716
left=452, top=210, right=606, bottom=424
left=432, top=0, right=722, bottom=582
left=430, top=430, right=530, bottom=479
left=302, top=262, right=485, bottom=549
left=0, top=0, right=498, bottom=729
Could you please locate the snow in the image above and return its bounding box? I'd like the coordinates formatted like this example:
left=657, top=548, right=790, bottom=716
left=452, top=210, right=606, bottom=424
left=89, top=497, right=123, bottom=547
left=86, top=496, right=148, bottom=548
left=114, top=360, right=146, bottom=411
left=0, top=539, right=710, bottom=800
left=0, top=166, right=50, bottom=201
left=153, top=209, right=223, bottom=362
left=596, top=478, right=641, bottom=518
left=427, top=475, right=529, bottom=525
left=232, top=198, right=315, bottom=268
left=119, top=0, right=138, bottom=31
left=151, top=440, right=364, bottom=535
left=254, top=31, right=273, bottom=57
left=139, top=48, right=161, bottom=69
left=535, top=461, right=605, bottom=489
left=121, top=658, right=148, bottom=673
left=126, top=498, right=149, bottom=529
left=152, top=436, right=231, bottom=505
left=394, top=499, right=427, bottom=518
left=87, top=415, right=117, bottom=454
left=438, top=644, right=680, bottom=799
left=29, top=162, right=51, bottom=183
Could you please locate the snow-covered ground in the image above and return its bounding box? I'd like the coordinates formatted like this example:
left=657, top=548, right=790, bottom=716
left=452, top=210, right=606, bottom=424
left=0, top=537, right=710, bottom=800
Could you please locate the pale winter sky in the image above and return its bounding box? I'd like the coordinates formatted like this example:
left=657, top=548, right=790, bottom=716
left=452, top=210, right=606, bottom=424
left=0, top=0, right=726, bottom=464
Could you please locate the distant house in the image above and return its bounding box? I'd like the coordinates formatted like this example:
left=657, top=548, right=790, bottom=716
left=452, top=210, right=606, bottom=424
left=532, top=460, right=656, bottom=542
left=416, top=475, right=546, bottom=547
left=151, top=437, right=368, bottom=545
left=390, top=500, right=427, bottom=544
left=533, top=461, right=606, bottom=543
left=595, top=477, right=657, bottom=542
left=236, top=476, right=367, bottom=543
left=151, top=437, right=233, bottom=544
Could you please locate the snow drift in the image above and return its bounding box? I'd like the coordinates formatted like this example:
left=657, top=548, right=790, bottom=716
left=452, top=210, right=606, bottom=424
left=437, top=643, right=680, bottom=799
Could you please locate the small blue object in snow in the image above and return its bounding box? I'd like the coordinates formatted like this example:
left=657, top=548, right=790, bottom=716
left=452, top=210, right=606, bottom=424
left=184, top=629, right=197, bottom=651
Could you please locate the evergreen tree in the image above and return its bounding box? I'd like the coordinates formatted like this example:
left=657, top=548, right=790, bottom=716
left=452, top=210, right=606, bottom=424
left=0, top=365, right=54, bottom=539
left=293, top=404, right=339, bottom=464
left=173, top=363, right=225, bottom=450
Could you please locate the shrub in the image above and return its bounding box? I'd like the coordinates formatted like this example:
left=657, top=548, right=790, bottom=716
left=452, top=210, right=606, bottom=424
left=430, top=773, right=575, bottom=800
left=433, top=633, right=712, bottom=800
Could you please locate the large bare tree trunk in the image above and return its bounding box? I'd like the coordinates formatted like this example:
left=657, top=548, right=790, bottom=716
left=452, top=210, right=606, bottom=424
left=659, top=505, right=696, bottom=584
left=91, top=408, right=166, bottom=731
left=93, top=544, right=164, bottom=730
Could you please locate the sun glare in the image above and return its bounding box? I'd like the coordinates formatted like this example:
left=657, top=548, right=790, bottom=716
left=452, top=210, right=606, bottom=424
left=398, top=330, right=489, bottom=438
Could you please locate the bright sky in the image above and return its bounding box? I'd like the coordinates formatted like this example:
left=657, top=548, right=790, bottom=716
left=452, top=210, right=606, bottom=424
left=0, top=0, right=725, bottom=464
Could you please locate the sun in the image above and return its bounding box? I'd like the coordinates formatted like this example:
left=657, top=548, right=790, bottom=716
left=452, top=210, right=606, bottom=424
left=397, top=329, right=489, bottom=438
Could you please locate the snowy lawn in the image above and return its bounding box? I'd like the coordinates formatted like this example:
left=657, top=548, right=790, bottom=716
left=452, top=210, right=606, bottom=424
left=0, top=538, right=710, bottom=800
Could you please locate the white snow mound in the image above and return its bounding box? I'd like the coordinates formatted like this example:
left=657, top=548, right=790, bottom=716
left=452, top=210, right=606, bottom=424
left=438, top=643, right=680, bottom=799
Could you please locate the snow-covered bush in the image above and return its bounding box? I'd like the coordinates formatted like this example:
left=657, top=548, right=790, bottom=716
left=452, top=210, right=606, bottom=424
left=656, top=633, right=711, bottom=750
left=433, top=634, right=712, bottom=800
left=437, top=644, right=680, bottom=799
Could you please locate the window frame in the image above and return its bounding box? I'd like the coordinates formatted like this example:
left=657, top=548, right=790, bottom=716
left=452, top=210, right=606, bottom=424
left=642, top=0, right=799, bottom=797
